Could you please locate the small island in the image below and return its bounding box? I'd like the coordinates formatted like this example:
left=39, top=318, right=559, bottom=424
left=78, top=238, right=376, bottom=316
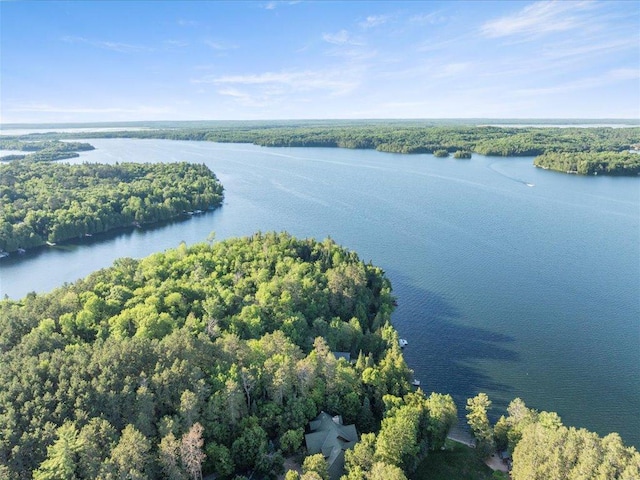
left=0, top=161, right=224, bottom=253
left=433, top=149, right=450, bottom=157
left=453, top=150, right=473, bottom=159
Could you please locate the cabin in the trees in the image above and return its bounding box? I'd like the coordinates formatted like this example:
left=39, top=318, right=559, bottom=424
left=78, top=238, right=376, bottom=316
left=331, top=351, right=351, bottom=362
left=305, top=412, right=358, bottom=480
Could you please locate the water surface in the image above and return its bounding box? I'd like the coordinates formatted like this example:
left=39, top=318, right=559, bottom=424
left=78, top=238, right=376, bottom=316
left=1, top=138, right=638, bottom=446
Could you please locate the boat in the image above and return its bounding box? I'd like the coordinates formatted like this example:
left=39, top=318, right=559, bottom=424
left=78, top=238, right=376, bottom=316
left=17, top=248, right=26, bottom=254
left=0, top=251, right=9, bottom=258
left=399, top=339, right=408, bottom=348
left=46, top=241, right=56, bottom=246
left=412, top=379, right=421, bottom=387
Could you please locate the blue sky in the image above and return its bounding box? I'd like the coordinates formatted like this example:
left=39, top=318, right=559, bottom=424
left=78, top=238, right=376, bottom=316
left=1, top=0, right=638, bottom=123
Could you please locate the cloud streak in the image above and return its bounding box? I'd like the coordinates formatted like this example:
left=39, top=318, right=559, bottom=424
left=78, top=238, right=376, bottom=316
left=322, top=29, right=365, bottom=46
left=359, top=15, right=389, bottom=29
left=61, top=35, right=153, bottom=53
left=515, top=68, right=639, bottom=96
left=9, top=103, right=171, bottom=115
left=196, top=70, right=359, bottom=95
left=481, top=0, right=597, bottom=38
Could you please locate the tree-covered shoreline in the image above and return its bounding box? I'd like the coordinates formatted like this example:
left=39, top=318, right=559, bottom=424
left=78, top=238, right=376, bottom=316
left=533, top=151, right=640, bottom=175
left=10, top=122, right=638, bottom=175
left=0, top=161, right=224, bottom=253
left=0, top=139, right=95, bottom=162
left=1, top=233, right=638, bottom=479
left=59, top=124, right=640, bottom=156
left=0, top=233, right=433, bottom=479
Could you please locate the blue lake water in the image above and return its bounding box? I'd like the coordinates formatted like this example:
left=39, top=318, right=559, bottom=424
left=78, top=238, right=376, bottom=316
left=1, top=138, right=638, bottom=446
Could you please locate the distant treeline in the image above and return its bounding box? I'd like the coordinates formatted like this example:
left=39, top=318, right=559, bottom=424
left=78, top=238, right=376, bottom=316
left=534, top=151, right=640, bottom=175
left=0, top=161, right=223, bottom=252
left=6, top=124, right=640, bottom=175
left=0, top=140, right=95, bottom=162
left=14, top=123, right=639, bottom=175
left=32, top=124, right=636, bottom=156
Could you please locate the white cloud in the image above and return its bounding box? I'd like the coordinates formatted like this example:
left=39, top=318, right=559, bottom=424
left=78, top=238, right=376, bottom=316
left=61, top=35, right=152, bottom=53
left=216, top=88, right=274, bottom=107
left=322, top=30, right=353, bottom=45
left=432, top=62, right=471, bottom=78
left=8, top=103, right=172, bottom=115
left=481, top=0, right=597, bottom=38
left=359, top=15, right=389, bottom=29
left=197, top=70, right=359, bottom=95
left=515, top=68, right=639, bottom=96
left=204, top=40, right=238, bottom=51
left=540, top=37, right=638, bottom=60
left=409, top=11, right=448, bottom=25
left=164, top=40, right=189, bottom=48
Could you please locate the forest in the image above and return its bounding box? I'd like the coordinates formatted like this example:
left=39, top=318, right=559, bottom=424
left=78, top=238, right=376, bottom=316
left=533, top=151, right=640, bottom=175
left=12, top=122, right=637, bottom=175
left=466, top=394, right=639, bottom=480
left=0, top=232, right=454, bottom=479
left=0, top=140, right=95, bottom=162
left=0, top=161, right=224, bottom=253
left=5, top=123, right=640, bottom=175
left=1, top=232, right=637, bottom=479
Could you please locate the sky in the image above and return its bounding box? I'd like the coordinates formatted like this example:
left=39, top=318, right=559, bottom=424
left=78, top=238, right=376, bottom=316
left=1, top=0, right=639, bottom=123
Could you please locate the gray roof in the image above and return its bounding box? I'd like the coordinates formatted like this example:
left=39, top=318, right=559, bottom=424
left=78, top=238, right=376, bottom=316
left=305, top=412, right=358, bottom=480
left=332, top=352, right=351, bottom=362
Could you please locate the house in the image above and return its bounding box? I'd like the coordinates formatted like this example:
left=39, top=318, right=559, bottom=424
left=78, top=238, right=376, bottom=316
left=305, top=412, right=358, bottom=480
left=331, top=351, right=351, bottom=362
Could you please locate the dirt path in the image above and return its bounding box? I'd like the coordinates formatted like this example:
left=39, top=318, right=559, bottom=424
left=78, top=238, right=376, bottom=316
left=485, top=453, right=509, bottom=473
left=447, top=433, right=509, bottom=474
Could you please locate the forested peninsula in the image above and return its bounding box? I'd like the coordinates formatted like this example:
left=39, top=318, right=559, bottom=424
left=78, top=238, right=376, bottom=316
left=533, top=151, right=640, bottom=175
left=0, top=161, right=223, bottom=253
left=0, top=139, right=95, bottom=162
left=16, top=122, right=639, bottom=175
left=0, top=233, right=445, bottom=479
left=1, top=233, right=638, bottom=480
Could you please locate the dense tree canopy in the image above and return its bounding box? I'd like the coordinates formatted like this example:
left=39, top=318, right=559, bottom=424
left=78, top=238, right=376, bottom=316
left=533, top=151, right=640, bottom=175
left=0, top=161, right=223, bottom=252
left=0, top=140, right=94, bottom=162
left=0, top=232, right=414, bottom=479
left=18, top=122, right=637, bottom=175
left=21, top=123, right=637, bottom=159
left=7, top=123, right=640, bottom=175
left=486, top=396, right=640, bottom=480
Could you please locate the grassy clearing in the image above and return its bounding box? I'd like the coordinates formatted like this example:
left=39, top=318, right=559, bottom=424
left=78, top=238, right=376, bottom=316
left=411, top=439, right=498, bottom=480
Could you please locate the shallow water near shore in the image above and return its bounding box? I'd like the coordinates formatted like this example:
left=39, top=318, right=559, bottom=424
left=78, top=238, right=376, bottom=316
left=1, top=138, right=638, bottom=447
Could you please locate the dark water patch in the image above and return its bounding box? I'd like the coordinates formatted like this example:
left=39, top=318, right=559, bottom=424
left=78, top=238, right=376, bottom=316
left=389, top=270, right=517, bottom=421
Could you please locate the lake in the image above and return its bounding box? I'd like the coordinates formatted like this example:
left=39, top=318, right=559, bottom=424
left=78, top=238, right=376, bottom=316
left=1, top=138, right=638, bottom=446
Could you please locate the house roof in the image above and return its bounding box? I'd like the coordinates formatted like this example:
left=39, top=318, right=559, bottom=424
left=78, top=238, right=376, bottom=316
left=305, top=412, right=358, bottom=480
left=332, top=351, right=351, bottom=362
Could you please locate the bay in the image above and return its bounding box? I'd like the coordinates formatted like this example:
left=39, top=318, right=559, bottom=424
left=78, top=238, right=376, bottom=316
left=1, top=138, right=638, bottom=446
